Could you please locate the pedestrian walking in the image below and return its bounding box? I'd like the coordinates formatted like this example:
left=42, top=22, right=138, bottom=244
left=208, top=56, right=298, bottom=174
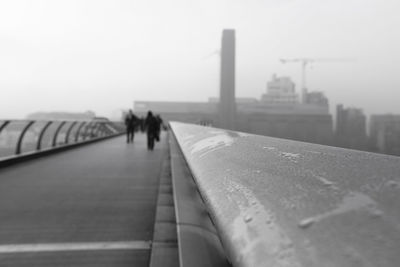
left=144, top=111, right=159, bottom=150
left=125, top=109, right=138, bottom=143
left=155, top=114, right=164, bottom=142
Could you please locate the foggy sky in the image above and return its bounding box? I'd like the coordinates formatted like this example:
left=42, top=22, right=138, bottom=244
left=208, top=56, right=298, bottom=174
left=1, top=0, right=400, bottom=119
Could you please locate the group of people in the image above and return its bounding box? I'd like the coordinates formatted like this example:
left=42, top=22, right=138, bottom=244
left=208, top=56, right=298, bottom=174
left=124, top=109, right=164, bottom=151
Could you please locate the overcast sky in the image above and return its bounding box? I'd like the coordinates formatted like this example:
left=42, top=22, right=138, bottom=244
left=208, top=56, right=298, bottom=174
left=1, top=0, right=399, bottom=119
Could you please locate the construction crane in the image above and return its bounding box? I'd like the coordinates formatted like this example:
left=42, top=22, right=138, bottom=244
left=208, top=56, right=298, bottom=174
left=280, top=58, right=353, bottom=103
left=202, top=49, right=220, bottom=60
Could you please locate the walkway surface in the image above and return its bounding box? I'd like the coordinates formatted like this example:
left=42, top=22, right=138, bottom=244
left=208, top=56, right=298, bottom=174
left=0, top=133, right=168, bottom=266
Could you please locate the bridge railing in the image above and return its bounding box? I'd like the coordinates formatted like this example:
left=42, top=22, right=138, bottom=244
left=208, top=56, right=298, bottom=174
left=170, top=121, right=400, bottom=267
left=0, top=119, right=125, bottom=160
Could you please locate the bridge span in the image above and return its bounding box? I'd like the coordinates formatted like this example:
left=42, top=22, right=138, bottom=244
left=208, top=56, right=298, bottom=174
left=0, top=133, right=176, bottom=266
left=1, top=121, right=400, bottom=267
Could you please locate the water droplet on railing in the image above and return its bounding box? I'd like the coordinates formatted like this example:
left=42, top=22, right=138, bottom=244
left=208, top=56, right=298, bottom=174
left=370, top=209, right=383, bottom=218
left=244, top=215, right=253, bottom=222
left=386, top=180, right=400, bottom=188
left=298, top=217, right=316, bottom=229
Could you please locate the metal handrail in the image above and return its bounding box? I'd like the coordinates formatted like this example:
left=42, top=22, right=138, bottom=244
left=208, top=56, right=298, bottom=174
left=170, top=121, right=400, bottom=267
left=0, top=120, right=124, bottom=159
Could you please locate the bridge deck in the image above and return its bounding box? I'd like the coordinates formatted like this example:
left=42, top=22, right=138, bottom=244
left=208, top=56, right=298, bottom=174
left=0, top=133, right=168, bottom=266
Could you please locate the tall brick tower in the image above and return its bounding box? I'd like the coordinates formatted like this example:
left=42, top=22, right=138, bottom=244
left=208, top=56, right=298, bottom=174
left=219, top=29, right=236, bottom=130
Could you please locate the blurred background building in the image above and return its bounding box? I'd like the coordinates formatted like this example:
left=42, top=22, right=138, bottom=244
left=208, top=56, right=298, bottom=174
left=133, top=29, right=400, bottom=152
left=219, top=29, right=236, bottom=130
left=26, top=111, right=96, bottom=121
left=369, top=114, right=400, bottom=156
left=335, top=104, right=367, bottom=150
left=134, top=29, right=333, bottom=145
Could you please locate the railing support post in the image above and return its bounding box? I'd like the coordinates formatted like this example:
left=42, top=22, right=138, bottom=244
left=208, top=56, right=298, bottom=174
left=89, top=122, right=99, bottom=139
left=64, top=121, right=77, bottom=144
left=52, top=121, right=66, bottom=147
left=93, top=123, right=103, bottom=138
left=82, top=122, right=93, bottom=141
left=75, top=122, right=87, bottom=142
left=0, top=121, right=10, bottom=135
left=37, top=121, right=53, bottom=151
left=16, top=121, right=35, bottom=155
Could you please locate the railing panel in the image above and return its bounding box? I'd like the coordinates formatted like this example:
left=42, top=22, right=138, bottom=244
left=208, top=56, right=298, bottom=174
left=64, top=121, right=78, bottom=144
left=0, top=120, right=10, bottom=134
left=0, top=119, right=125, bottom=165
left=0, top=121, right=30, bottom=158
left=20, top=121, right=48, bottom=154
left=37, top=121, right=53, bottom=150
left=76, top=122, right=89, bottom=142
left=74, top=121, right=87, bottom=142
left=52, top=121, right=66, bottom=147
left=52, top=121, right=74, bottom=146
left=39, top=121, right=64, bottom=150
left=170, top=122, right=400, bottom=267
left=15, top=121, right=35, bottom=154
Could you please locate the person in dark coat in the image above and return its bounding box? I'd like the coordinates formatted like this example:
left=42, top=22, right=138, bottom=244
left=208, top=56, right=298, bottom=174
left=155, top=114, right=163, bottom=142
left=139, top=116, right=145, bottom=132
left=144, top=111, right=159, bottom=150
left=125, top=109, right=138, bottom=143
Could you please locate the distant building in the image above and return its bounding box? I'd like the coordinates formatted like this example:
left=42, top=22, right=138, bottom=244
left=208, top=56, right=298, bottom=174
left=237, top=102, right=329, bottom=115
left=261, top=74, right=299, bottom=104
left=236, top=83, right=332, bottom=144
left=134, top=101, right=217, bottom=126
left=219, top=29, right=236, bottom=130
left=369, top=114, right=400, bottom=156
left=134, top=97, right=333, bottom=145
left=305, top=91, right=329, bottom=106
left=26, top=111, right=96, bottom=121
left=133, top=29, right=333, bottom=145
left=259, top=74, right=329, bottom=114
left=335, top=104, right=367, bottom=150
left=208, top=97, right=258, bottom=104
left=236, top=112, right=333, bottom=145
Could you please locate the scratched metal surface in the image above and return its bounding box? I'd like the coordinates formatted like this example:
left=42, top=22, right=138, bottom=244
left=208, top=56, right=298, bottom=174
left=170, top=122, right=400, bottom=267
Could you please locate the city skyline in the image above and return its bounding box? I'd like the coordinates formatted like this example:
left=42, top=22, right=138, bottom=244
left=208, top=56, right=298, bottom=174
left=1, top=0, right=400, bottom=119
